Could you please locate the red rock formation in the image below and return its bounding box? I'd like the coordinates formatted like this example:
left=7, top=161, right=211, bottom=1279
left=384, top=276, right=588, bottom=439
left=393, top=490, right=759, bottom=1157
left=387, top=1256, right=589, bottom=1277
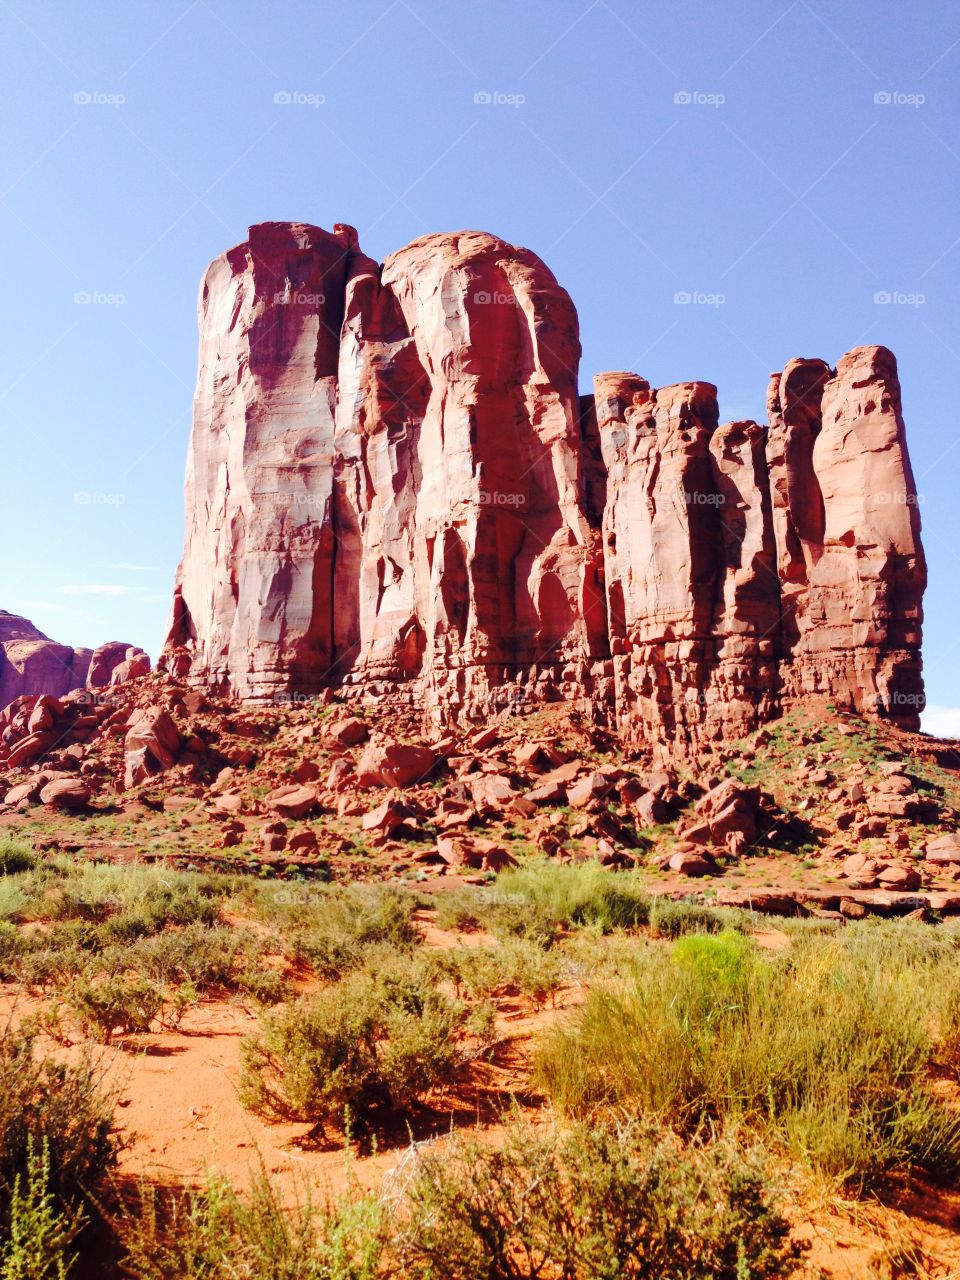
left=165, top=221, right=357, bottom=700
left=170, top=225, right=607, bottom=719
left=88, top=642, right=151, bottom=688
left=336, top=230, right=608, bottom=718
left=0, top=612, right=92, bottom=708
left=769, top=346, right=926, bottom=728
left=163, top=223, right=925, bottom=750
left=0, top=612, right=150, bottom=711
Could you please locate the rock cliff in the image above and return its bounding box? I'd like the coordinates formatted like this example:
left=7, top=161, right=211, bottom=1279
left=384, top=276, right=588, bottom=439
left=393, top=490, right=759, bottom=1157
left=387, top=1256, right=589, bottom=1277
left=163, top=222, right=925, bottom=750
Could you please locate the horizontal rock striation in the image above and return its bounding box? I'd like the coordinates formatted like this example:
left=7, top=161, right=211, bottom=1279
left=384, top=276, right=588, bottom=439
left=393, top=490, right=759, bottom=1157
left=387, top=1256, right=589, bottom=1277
left=163, top=222, right=925, bottom=751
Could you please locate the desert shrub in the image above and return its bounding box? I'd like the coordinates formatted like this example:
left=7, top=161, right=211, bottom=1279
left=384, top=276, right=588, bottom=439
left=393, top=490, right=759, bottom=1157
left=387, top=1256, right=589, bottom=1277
left=648, top=897, right=751, bottom=939
left=495, top=859, right=651, bottom=934
left=439, top=938, right=565, bottom=1008
left=536, top=925, right=960, bottom=1188
left=247, top=883, right=419, bottom=980
left=431, top=884, right=494, bottom=934
left=0, top=884, right=27, bottom=924
left=240, top=958, right=468, bottom=1135
left=117, top=1163, right=385, bottom=1280
left=3, top=922, right=105, bottom=990
left=0, top=1025, right=116, bottom=1262
left=65, top=975, right=165, bottom=1041
left=397, top=1117, right=802, bottom=1279
left=44, top=866, right=222, bottom=936
left=0, top=839, right=36, bottom=877
left=0, top=1137, right=82, bottom=1280
left=124, top=921, right=279, bottom=998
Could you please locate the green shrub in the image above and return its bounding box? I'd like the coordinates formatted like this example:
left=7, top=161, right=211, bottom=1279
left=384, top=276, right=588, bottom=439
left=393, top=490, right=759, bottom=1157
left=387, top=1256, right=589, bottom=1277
left=117, top=1163, right=385, bottom=1280
left=44, top=866, right=222, bottom=937
left=0, top=1026, right=116, bottom=1262
left=3, top=922, right=104, bottom=990
left=66, top=975, right=165, bottom=1041
left=0, top=839, right=36, bottom=877
left=648, top=897, right=751, bottom=939
left=0, top=1137, right=82, bottom=1280
left=439, top=938, right=564, bottom=1008
left=125, top=922, right=277, bottom=997
left=248, top=884, right=419, bottom=980
left=0, top=884, right=27, bottom=924
left=536, top=925, right=960, bottom=1188
left=495, top=859, right=651, bottom=934
left=397, top=1117, right=802, bottom=1279
left=240, top=960, right=468, bottom=1135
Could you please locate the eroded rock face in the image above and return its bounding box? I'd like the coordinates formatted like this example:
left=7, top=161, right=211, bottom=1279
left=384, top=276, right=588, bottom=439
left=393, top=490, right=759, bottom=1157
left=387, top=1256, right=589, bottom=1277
left=0, top=612, right=149, bottom=711
left=0, top=612, right=92, bottom=709
left=165, top=221, right=358, bottom=700
left=163, top=220, right=925, bottom=750
left=767, top=346, right=926, bottom=729
left=336, top=231, right=608, bottom=718
left=169, top=225, right=607, bottom=719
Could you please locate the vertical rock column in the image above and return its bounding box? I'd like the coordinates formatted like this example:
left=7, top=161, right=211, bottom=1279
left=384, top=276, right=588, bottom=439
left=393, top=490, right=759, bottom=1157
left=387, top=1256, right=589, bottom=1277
left=337, top=231, right=608, bottom=720
left=165, top=222, right=355, bottom=700
left=791, top=346, right=926, bottom=725
left=596, top=375, right=726, bottom=751
left=706, top=419, right=781, bottom=737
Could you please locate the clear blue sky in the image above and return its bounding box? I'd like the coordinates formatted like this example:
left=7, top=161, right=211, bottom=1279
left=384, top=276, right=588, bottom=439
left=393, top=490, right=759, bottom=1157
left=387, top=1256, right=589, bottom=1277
left=1, top=0, right=958, bottom=727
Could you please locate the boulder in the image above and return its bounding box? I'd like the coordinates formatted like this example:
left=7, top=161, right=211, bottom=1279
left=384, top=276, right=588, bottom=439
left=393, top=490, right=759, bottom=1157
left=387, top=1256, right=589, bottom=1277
left=4, top=780, right=41, bottom=806
left=356, top=739, right=436, bottom=788
left=124, top=707, right=181, bottom=787
left=39, top=777, right=90, bottom=810
left=926, top=835, right=960, bottom=865
left=696, top=779, right=761, bottom=845
left=668, top=851, right=713, bottom=877
left=326, top=716, right=368, bottom=747
left=361, top=795, right=408, bottom=836
left=267, top=784, right=319, bottom=820
left=566, top=771, right=613, bottom=808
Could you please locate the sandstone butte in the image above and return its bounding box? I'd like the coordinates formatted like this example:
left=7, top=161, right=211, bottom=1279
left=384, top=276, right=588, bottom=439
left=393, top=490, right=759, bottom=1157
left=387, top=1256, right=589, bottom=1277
left=0, top=610, right=150, bottom=707
left=160, top=221, right=926, bottom=756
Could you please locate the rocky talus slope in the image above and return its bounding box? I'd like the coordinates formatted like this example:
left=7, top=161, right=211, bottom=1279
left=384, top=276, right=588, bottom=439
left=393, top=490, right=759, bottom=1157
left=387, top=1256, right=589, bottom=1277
left=161, top=223, right=925, bottom=754
left=2, top=675, right=960, bottom=921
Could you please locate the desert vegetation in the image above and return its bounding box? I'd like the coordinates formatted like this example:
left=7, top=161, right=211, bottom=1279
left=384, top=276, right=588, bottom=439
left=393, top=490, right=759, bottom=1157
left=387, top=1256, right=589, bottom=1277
left=1, top=836, right=960, bottom=1275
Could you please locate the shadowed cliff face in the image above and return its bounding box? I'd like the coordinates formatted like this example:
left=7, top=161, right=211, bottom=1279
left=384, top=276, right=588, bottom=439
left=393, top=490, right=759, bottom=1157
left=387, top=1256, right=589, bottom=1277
left=163, top=221, right=925, bottom=749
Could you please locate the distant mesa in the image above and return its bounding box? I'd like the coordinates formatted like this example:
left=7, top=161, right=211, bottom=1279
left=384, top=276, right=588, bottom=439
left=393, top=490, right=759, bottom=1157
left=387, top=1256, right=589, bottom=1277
left=0, top=610, right=150, bottom=708
left=158, top=222, right=924, bottom=754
